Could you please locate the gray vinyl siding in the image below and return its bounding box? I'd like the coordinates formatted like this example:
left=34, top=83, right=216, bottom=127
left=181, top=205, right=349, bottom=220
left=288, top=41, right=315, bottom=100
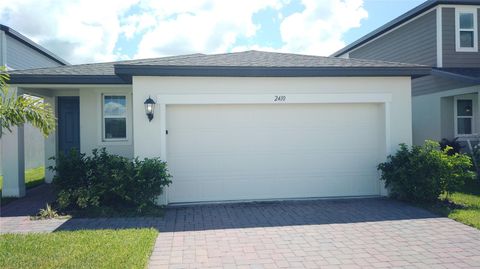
left=412, top=75, right=477, bottom=96
left=0, top=30, right=6, bottom=66
left=442, top=7, right=480, bottom=68
left=350, top=10, right=437, bottom=66
left=6, top=35, right=61, bottom=70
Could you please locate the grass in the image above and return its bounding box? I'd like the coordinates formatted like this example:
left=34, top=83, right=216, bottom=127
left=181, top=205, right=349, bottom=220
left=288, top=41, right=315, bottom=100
left=0, top=229, right=158, bottom=269
left=423, top=180, right=480, bottom=229
left=0, top=166, right=45, bottom=205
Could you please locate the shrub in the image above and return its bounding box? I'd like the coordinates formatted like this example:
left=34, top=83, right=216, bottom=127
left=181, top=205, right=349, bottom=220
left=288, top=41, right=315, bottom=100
left=439, top=138, right=463, bottom=156
left=470, top=143, right=480, bottom=177
left=50, top=148, right=172, bottom=211
left=378, top=140, right=475, bottom=203
left=34, top=204, right=59, bottom=220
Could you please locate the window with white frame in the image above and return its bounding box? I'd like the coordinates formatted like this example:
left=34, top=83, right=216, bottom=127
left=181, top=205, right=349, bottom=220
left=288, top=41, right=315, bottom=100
left=455, top=98, right=475, bottom=136
left=456, top=8, right=478, bottom=52
left=103, top=95, right=127, bottom=140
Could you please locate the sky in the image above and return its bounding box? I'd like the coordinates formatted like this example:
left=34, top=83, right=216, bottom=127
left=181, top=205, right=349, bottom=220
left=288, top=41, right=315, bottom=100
left=0, top=0, right=426, bottom=65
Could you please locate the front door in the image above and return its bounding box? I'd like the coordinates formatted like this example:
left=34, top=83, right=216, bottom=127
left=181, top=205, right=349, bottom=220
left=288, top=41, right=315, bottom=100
left=58, top=97, right=80, bottom=155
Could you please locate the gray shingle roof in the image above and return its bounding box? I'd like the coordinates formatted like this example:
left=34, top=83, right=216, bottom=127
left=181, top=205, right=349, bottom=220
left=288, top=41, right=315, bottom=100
left=10, top=50, right=424, bottom=75
left=8, top=51, right=430, bottom=84
left=432, top=68, right=480, bottom=83
left=8, top=53, right=205, bottom=76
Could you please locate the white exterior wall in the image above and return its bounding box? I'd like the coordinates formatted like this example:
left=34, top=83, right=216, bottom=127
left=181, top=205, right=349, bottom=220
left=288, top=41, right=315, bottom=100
left=133, top=77, right=412, bottom=157
left=132, top=76, right=412, bottom=162
left=412, top=85, right=480, bottom=145
left=79, top=87, right=134, bottom=158
left=132, top=76, right=411, bottom=204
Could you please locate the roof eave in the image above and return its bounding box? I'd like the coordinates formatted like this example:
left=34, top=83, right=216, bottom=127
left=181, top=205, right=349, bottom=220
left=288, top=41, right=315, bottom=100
left=431, top=68, right=480, bottom=83
left=114, top=65, right=431, bottom=78
left=8, top=74, right=129, bottom=85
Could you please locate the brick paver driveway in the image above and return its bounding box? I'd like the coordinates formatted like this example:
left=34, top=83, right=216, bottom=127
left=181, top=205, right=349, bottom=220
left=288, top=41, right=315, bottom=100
left=150, top=198, right=480, bottom=268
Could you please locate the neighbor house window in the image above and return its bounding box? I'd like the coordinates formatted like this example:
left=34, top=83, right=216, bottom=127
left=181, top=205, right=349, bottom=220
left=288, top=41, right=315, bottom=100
left=456, top=8, right=478, bottom=52
left=455, top=98, right=474, bottom=136
left=103, top=95, right=127, bottom=140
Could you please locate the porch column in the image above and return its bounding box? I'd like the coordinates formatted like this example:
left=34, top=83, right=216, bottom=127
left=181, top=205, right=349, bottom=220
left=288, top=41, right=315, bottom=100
left=1, top=124, right=26, bottom=197
left=44, top=96, right=57, bottom=183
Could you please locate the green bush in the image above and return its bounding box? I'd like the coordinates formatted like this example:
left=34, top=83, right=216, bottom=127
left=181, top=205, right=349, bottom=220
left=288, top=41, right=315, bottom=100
left=378, top=140, right=475, bottom=203
left=50, top=148, right=172, bottom=211
left=439, top=138, right=463, bottom=156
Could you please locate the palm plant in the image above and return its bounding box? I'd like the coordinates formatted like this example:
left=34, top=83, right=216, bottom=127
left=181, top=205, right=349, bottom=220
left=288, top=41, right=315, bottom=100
left=0, top=67, right=56, bottom=137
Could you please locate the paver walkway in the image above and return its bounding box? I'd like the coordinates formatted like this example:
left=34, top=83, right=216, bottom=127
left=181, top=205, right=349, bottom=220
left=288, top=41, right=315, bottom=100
left=1, top=183, right=55, bottom=217
left=150, top=199, right=480, bottom=268
left=0, top=184, right=65, bottom=233
left=2, top=196, right=480, bottom=268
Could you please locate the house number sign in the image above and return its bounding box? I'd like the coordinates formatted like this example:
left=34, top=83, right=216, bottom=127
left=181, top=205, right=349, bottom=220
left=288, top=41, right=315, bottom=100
left=274, top=95, right=286, bottom=102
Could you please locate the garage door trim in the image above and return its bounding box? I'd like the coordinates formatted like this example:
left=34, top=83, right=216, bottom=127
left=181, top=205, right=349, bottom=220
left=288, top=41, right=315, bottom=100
left=156, top=93, right=392, bottom=204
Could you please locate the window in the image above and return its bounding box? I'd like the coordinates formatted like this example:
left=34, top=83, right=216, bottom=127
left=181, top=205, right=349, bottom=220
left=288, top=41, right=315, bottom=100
left=455, top=98, right=474, bottom=136
left=456, top=8, right=478, bottom=52
left=103, top=95, right=127, bottom=140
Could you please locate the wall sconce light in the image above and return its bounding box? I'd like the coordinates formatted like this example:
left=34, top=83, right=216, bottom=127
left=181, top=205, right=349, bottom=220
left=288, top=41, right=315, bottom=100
left=144, top=96, right=156, bottom=122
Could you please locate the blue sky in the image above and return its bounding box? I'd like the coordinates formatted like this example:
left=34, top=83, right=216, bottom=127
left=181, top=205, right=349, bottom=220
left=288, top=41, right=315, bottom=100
left=1, top=0, right=428, bottom=64
left=344, top=0, right=426, bottom=43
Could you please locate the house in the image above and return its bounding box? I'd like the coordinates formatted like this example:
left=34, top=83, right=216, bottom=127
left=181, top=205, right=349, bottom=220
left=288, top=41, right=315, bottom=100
left=2, top=51, right=429, bottom=204
left=332, top=0, right=480, bottom=147
left=0, top=24, right=69, bottom=69
left=0, top=24, right=68, bottom=177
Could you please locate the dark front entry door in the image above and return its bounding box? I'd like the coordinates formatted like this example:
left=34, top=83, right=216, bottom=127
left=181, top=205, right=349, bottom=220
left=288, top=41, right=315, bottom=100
left=58, top=97, right=80, bottom=155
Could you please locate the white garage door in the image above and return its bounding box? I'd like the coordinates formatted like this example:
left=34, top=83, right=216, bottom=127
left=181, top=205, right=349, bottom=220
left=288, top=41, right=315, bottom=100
left=166, top=103, right=384, bottom=203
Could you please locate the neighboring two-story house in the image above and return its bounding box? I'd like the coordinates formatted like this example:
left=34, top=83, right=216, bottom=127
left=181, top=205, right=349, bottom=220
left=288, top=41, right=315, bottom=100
left=332, top=0, right=480, bottom=146
left=0, top=24, right=68, bottom=174
left=1, top=24, right=68, bottom=69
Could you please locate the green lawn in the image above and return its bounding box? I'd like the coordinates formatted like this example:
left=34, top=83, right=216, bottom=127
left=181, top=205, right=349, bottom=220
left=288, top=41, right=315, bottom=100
left=0, top=166, right=45, bottom=204
left=425, top=180, right=480, bottom=229
left=441, top=180, right=480, bottom=229
left=0, top=229, right=158, bottom=269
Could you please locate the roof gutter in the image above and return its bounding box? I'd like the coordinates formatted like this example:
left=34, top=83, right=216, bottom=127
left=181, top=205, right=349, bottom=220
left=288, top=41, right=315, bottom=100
left=114, top=65, right=431, bottom=78
left=431, top=68, right=480, bottom=83
left=8, top=74, right=129, bottom=85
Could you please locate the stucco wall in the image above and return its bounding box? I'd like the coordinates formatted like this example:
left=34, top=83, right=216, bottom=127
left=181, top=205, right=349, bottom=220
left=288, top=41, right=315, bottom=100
left=79, top=87, right=134, bottom=158
left=132, top=76, right=412, bottom=160
left=412, top=85, right=480, bottom=145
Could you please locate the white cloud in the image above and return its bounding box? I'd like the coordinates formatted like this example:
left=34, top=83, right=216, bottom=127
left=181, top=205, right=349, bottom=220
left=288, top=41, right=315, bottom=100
left=132, top=0, right=282, bottom=59
left=132, top=0, right=367, bottom=58
left=278, top=0, right=367, bottom=55
left=0, top=0, right=138, bottom=64
left=0, top=0, right=368, bottom=63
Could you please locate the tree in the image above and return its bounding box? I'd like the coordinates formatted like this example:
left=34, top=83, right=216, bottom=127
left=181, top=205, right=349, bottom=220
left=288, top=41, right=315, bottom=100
left=0, top=67, right=56, bottom=137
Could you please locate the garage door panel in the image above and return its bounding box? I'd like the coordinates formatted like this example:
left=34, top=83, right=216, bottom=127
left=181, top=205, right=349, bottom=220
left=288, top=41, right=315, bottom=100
left=167, top=103, right=384, bottom=203
left=168, top=104, right=380, bottom=129
left=169, top=174, right=380, bottom=202
left=168, top=152, right=380, bottom=177
left=168, top=127, right=381, bottom=154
